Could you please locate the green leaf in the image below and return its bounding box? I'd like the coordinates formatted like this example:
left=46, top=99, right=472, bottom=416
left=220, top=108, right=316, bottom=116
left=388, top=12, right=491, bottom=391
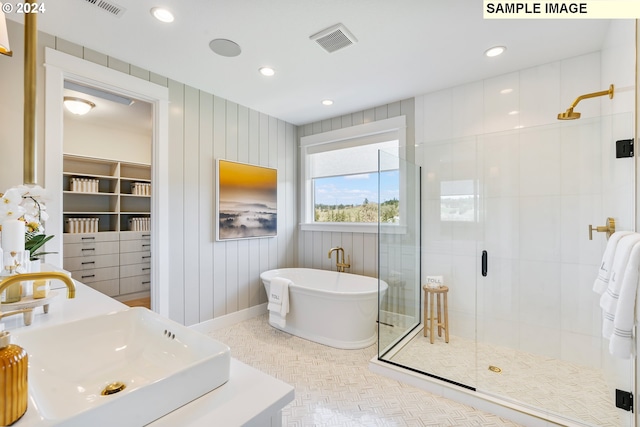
left=24, top=234, right=56, bottom=260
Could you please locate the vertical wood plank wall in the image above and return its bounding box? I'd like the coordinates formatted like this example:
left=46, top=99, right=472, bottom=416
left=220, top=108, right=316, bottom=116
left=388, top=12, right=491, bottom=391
left=296, top=99, right=415, bottom=278
left=48, top=36, right=298, bottom=326
left=165, top=81, right=297, bottom=325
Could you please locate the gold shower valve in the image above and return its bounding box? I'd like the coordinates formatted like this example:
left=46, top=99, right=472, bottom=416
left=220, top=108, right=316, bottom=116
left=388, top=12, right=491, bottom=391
left=588, top=217, right=615, bottom=240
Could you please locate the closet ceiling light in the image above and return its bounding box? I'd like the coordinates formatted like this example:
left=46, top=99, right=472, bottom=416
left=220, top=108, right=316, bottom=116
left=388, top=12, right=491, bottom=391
left=63, top=97, right=95, bottom=115
left=259, top=67, right=275, bottom=77
left=322, top=99, right=333, bottom=106
left=151, top=7, right=174, bottom=23
left=485, top=46, right=506, bottom=57
left=500, top=88, right=513, bottom=94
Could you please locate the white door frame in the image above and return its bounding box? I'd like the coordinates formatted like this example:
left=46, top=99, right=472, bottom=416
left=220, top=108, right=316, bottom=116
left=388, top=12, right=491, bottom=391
left=43, top=48, right=170, bottom=317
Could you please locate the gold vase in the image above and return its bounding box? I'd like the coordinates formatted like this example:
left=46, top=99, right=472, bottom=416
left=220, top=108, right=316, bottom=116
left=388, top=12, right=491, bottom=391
left=0, top=331, right=28, bottom=426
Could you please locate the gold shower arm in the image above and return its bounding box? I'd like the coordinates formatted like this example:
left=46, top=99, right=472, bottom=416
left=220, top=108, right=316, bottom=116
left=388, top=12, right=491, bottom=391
left=567, top=84, right=614, bottom=110
left=558, top=84, right=614, bottom=120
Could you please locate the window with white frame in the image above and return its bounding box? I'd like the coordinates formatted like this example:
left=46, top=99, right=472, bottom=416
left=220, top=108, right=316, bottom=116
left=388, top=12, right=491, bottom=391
left=300, top=116, right=406, bottom=232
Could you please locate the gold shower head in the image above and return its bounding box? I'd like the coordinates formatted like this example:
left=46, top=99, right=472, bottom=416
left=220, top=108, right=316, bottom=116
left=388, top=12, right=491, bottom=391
left=557, top=84, right=614, bottom=120
left=557, top=108, right=581, bottom=120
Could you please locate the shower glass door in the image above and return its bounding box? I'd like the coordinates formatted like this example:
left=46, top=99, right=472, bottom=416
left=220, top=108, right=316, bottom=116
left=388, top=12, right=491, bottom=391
left=476, top=113, right=635, bottom=426
left=377, top=150, right=422, bottom=358
left=420, top=134, right=480, bottom=389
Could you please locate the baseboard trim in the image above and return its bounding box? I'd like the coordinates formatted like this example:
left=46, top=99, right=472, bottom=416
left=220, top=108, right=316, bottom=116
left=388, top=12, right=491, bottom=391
left=189, top=303, right=268, bottom=334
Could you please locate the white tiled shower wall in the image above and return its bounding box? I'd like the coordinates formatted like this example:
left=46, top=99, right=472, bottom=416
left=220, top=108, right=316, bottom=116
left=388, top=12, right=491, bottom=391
left=414, top=20, right=635, bottom=370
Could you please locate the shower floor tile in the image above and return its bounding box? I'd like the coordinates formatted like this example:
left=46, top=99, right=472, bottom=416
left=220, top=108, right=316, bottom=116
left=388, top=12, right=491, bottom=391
left=388, top=331, right=619, bottom=427
left=207, top=314, right=522, bottom=427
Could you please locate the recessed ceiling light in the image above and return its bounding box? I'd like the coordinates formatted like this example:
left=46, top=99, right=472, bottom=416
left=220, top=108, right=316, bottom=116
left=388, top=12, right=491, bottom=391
left=259, top=67, right=275, bottom=77
left=508, top=110, right=519, bottom=115
left=485, top=46, right=506, bottom=57
left=322, top=99, right=333, bottom=106
left=500, top=88, right=513, bottom=94
left=151, top=7, right=174, bottom=23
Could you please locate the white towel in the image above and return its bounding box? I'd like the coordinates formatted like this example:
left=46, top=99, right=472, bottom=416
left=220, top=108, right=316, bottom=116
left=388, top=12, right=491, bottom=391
left=609, top=240, right=640, bottom=358
left=267, top=277, right=291, bottom=328
left=593, top=231, right=634, bottom=295
left=600, top=233, right=640, bottom=338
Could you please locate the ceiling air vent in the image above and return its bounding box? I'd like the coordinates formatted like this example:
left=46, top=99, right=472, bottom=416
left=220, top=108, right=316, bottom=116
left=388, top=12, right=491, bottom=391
left=310, top=23, right=357, bottom=53
left=81, top=0, right=126, bottom=17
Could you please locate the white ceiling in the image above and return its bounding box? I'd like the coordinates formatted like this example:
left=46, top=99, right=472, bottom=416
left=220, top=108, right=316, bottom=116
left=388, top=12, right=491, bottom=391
left=9, top=1, right=614, bottom=126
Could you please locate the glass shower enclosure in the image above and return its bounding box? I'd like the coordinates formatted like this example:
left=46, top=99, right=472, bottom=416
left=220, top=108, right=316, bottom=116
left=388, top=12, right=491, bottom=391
left=377, top=150, right=422, bottom=361
left=377, top=114, right=635, bottom=427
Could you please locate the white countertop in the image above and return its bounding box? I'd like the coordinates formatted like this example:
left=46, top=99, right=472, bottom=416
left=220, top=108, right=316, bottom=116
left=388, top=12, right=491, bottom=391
left=3, top=270, right=294, bottom=427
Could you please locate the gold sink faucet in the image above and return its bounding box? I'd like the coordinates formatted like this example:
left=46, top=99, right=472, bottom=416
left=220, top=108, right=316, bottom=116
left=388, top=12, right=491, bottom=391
left=0, top=272, right=76, bottom=299
left=328, top=246, right=351, bottom=272
left=0, top=272, right=76, bottom=323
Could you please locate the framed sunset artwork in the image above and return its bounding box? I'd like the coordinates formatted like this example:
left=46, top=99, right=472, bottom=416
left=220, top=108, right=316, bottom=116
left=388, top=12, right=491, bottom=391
left=216, top=159, right=278, bottom=240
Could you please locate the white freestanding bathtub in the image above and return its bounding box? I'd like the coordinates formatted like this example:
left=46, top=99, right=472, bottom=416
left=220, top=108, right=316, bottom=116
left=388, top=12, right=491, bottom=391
left=260, top=268, right=388, bottom=349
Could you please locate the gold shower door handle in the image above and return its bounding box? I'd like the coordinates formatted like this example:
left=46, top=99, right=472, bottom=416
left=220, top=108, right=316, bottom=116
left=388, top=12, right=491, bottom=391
left=588, top=217, right=615, bottom=240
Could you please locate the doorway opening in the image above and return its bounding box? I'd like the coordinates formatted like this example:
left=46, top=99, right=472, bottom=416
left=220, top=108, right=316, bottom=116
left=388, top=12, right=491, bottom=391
left=62, top=80, right=153, bottom=308
left=44, top=47, right=170, bottom=316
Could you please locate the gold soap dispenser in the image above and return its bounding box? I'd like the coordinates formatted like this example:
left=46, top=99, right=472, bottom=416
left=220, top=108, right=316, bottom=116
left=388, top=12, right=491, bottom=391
left=0, top=329, right=28, bottom=425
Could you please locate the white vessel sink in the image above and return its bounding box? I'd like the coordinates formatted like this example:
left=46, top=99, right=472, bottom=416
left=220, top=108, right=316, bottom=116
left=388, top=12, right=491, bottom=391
left=13, top=307, right=230, bottom=427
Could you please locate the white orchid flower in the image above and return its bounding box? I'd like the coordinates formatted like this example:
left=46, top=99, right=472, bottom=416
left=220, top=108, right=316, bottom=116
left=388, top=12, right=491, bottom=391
left=0, top=185, right=54, bottom=261
left=1, top=187, right=23, bottom=206
left=0, top=204, right=26, bottom=222
left=0, top=188, right=26, bottom=223
left=21, top=196, right=41, bottom=219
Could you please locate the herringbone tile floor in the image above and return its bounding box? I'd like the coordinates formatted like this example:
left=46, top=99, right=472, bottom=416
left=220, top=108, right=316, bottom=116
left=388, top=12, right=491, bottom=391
left=208, top=315, right=522, bottom=427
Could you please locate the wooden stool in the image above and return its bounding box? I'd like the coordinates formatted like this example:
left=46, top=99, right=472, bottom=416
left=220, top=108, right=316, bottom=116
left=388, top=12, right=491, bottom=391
left=423, top=285, right=449, bottom=344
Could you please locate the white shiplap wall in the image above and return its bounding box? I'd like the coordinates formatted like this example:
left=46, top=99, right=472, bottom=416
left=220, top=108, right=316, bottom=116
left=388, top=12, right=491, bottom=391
left=0, top=20, right=298, bottom=326
left=167, top=83, right=297, bottom=325
left=296, top=99, right=415, bottom=278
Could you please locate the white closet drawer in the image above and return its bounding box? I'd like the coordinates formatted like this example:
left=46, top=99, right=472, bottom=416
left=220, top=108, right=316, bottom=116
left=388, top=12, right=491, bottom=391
left=85, top=279, right=120, bottom=297
left=119, top=251, right=151, bottom=266
left=120, top=263, right=151, bottom=278
left=120, top=231, right=151, bottom=241
left=63, top=254, right=119, bottom=271
left=120, top=240, right=152, bottom=253
left=70, top=266, right=119, bottom=284
left=120, top=275, right=151, bottom=294
left=63, top=232, right=119, bottom=244
left=64, top=241, right=119, bottom=257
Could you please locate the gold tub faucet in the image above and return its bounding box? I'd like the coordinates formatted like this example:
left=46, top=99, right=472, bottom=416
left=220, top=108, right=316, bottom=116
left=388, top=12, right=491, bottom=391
left=328, top=247, right=351, bottom=272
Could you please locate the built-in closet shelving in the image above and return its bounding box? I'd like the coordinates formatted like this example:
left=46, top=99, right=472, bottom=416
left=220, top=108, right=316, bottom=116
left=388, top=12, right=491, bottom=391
left=62, top=154, right=151, bottom=232
left=62, top=154, right=151, bottom=300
